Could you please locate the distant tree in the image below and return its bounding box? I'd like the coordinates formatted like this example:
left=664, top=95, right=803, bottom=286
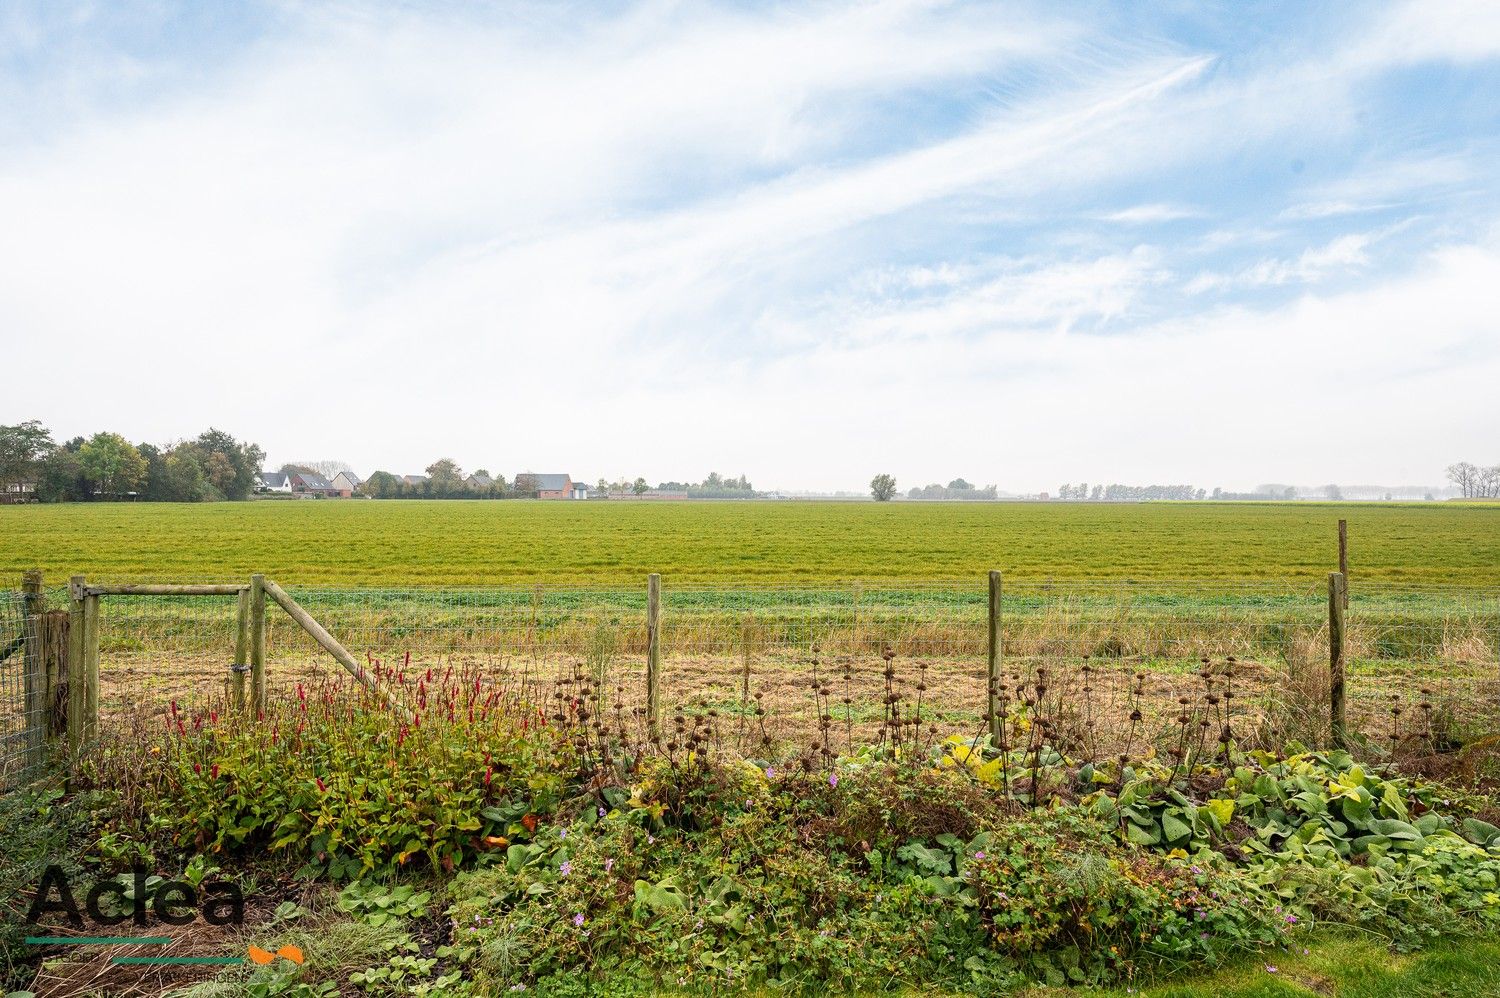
left=947, top=478, right=972, bottom=491
left=78, top=432, right=147, bottom=495
left=36, top=442, right=88, bottom=502
left=632, top=477, right=649, bottom=495
left=870, top=473, right=897, bottom=502
left=426, top=458, right=463, bottom=494
left=289, top=459, right=354, bottom=480
left=1283, top=487, right=1297, bottom=500
left=0, top=420, right=55, bottom=495
left=513, top=473, right=540, bottom=498
left=279, top=463, right=319, bottom=477
left=362, top=471, right=403, bottom=498
left=1478, top=465, right=1500, bottom=499
left=1446, top=462, right=1480, bottom=498
left=596, top=478, right=610, bottom=496
left=1091, top=484, right=1104, bottom=501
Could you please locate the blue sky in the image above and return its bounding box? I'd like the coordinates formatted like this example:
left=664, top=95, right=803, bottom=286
left=2, top=1, right=1498, bottom=491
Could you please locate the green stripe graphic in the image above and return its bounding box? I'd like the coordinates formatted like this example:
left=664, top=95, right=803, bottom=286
left=25, top=936, right=174, bottom=945
left=112, top=956, right=246, bottom=965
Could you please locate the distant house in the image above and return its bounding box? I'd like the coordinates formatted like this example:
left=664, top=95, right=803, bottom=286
left=256, top=471, right=292, bottom=494
left=517, top=473, right=574, bottom=500
left=331, top=471, right=362, bottom=495
left=569, top=480, right=590, bottom=500
left=1, top=480, right=37, bottom=504
left=403, top=475, right=429, bottom=488
left=289, top=471, right=342, bottom=497
left=465, top=472, right=494, bottom=490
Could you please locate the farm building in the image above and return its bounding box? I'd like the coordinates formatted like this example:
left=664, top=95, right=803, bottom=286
left=514, top=473, right=584, bottom=499
left=403, top=475, right=429, bottom=487
left=465, top=472, right=494, bottom=490
left=331, top=471, right=363, bottom=494
left=289, top=471, right=347, bottom=498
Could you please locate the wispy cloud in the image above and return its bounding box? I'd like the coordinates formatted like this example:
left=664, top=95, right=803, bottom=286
left=1, top=1, right=1497, bottom=490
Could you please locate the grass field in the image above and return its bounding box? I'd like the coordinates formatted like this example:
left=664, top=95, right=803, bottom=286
left=2, top=499, right=1499, bottom=586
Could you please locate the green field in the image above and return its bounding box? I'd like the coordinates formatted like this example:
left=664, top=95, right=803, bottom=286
left=2, top=499, right=1499, bottom=587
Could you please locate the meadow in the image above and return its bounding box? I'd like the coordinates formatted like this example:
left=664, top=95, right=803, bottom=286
left=2, top=499, right=1499, bottom=587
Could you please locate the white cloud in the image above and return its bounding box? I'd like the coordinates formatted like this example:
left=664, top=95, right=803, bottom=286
left=1098, top=203, right=1204, bottom=224
left=0, top=2, right=1495, bottom=492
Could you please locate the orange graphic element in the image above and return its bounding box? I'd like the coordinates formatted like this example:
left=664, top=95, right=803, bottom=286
left=247, top=944, right=305, bottom=966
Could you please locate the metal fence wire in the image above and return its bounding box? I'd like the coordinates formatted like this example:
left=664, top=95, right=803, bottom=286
left=3, top=578, right=1496, bottom=777
left=0, top=588, right=45, bottom=790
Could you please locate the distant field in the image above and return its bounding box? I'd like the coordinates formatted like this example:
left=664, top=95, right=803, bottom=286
left=1, top=499, right=1498, bottom=587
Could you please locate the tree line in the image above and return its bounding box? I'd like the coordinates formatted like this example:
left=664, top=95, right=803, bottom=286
left=1057, top=483, right=1205, bottom=500
left=356, top=463, right=759, bottom=499
left=1, top=421, right=263, bottom=502
left=1446, top=462, right=1500, bottom=499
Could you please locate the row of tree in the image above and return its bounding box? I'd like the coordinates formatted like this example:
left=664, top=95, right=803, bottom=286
left=1446, top=462, right=1500, bottom=499
left=1057, top=483, right=1206, bottom=501
left=907, top=478, right=999, bottom=500
left=1, top=421, right=264, bottom=502
left=354, top=463, right=760, bottom=499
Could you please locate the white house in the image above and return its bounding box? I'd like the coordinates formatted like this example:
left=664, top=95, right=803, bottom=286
left=257, top=471, right=292, bottom=494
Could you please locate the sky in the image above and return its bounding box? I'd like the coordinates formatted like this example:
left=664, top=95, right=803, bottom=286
left=2, top=1, right=1498, bottom=493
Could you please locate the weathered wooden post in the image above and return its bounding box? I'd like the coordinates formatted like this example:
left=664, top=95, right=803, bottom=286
left=250, top=574, right=267, bottom=713
left=1337, top=519, right=1349, bottom=609
left=987, top=570, right=1002, bottom=743
left=66, top=575, right=85, bottom=760
left=646, top=573, right=661, bottom=738
left=232, top=587, right=251, bottom=712
left=82, top=586, right=100, bottom=742
left=1329, top=572, right=1347, bottom=748
left=21, top=570, right=44, bottom=770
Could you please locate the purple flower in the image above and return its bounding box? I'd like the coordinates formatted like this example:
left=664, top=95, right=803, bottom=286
left=605, top=858, right=614, bottom=872
left=766, top=767, right=776, bottom=779
left=559, top=829, right=568, bottom=840
left=573, top=913, right=585, bottom=927
left=1265, top=965, right=1278, bottom=974
left=973, top=851, right=986, bottom=860
left=1285, top=914, right=1298, bottom=924
left=829, top=772, right=839, bottom=788
left=559, top=861, right=572, bottom=876
left=598, top=807, right=606, bottom=818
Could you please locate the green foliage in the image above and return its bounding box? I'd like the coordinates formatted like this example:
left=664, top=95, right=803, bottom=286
left=0, top=787, right=118, bottom=988
left=125, top=680, right=572, bottom=878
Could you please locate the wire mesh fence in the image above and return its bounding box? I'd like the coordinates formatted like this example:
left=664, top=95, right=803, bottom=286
left=3, top=576, right=1497, bottom=777
left=0, top=588, right=44, bottom=789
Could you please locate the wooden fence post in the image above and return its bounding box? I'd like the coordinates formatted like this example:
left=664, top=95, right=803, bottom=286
left=1329, top=572, right=1347, bottom=749
left=66, top=575, right=85, bottom=760
left=232, top=587, right=251, bottom=712
left=250, top=574, right=266, bottom=713
left=82, top=588, right=100, bottom=743
left=1337, top=519, right=1349, bottom=609
left=21, top=570, right=44, bottom=770
left=647, top=573, right=661, bottom=738
left=987, top=570, right=1002, bottom=743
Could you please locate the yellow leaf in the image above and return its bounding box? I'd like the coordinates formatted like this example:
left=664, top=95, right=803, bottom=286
left=1206, top=799, right=1234, bottom=826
